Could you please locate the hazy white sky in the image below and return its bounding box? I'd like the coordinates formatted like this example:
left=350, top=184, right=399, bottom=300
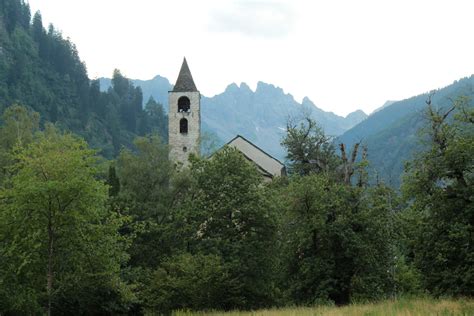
left=27, top=0, right=474, bottom=116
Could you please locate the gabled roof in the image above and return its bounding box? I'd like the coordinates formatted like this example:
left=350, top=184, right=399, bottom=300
left=226, top=135, right=286, bottom=178
left=173, top=57, right=198, bottom=92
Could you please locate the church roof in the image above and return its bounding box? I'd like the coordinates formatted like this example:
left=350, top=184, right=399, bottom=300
left=173, top=57, right=198, bottom=92
left=226, top=135, right=286, bottom=179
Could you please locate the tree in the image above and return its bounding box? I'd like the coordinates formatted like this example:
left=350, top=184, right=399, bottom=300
left=110, top=69, right=140, bottom=132
left=143, top=148, right=278, bottom=312
left=0, top=104, right=39, bottom=184
left=280, top=174, right=395, bottom=304
left=281, top=116, right=339, bottom=176
left=0, top=125, right=131, bottom=314
left=115, top=134, right=178, bottom=268
left=143, top=253, right=229, bottom=314
left=402, top=96, right=474, bottom=296
left=111, top=69, right=130, bottom=98
left=107, top=164, right=120, bottom=197
left=1, top=0, right=31, bottom=33
left=0, top=104, right=39, bottom=148
left=182, top=147, right=278, bottom=310
left=339, top=142, right=368, bottom=186
left=144, top=96, right=168, bottom=141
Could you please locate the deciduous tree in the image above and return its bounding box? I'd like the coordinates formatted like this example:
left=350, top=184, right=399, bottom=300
left=281, top=116, right=339, bottom=176
left=0, top=125, right=131, bottom=314
left=402, top=97, right=474, bottom=296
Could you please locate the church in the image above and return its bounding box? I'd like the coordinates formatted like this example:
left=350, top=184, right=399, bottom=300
left=168, top=58, right=286, bottom=181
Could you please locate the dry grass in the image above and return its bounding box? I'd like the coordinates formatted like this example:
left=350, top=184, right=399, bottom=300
left=174, top=297, right=474, bottom=316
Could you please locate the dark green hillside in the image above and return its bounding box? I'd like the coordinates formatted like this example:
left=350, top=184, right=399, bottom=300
left=99, top=74, right=173, bottom=110
left=0, top=0, right=167, bottom=157
left=338, top=76, right=474, bottom=186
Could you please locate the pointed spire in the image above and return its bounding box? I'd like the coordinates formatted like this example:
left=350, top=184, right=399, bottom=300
left=173, top=57, right=198, bottom=92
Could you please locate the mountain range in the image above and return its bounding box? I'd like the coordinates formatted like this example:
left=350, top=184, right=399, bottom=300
left=99, top=76, right=368, bottom=159
left=101, top=74, right=474, bottom=186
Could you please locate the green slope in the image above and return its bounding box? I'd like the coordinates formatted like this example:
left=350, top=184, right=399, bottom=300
left=0, top=0, right=167, bottom=158
left=338, top=76, right=474, bottom=186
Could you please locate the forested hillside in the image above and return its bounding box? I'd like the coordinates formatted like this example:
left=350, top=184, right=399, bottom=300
left=338, top=76, right=474, bottom=186
left=0, top=0, right=167, bottom=157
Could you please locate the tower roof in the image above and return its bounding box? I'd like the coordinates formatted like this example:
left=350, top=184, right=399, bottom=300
left=173, top=57, right=198, bottom=92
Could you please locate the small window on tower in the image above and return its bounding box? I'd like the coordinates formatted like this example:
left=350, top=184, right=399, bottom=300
left=180, top=118, right=188, bottom=134
left=183, top=146, right=187, bottom=152
left=178, top=96, right=190, bottom=112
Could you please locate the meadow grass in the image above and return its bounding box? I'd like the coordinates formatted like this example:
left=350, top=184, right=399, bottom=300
left=173, top=297, right=474, bottom=316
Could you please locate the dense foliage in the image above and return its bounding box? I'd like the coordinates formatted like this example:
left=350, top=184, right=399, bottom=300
left=141, top=148, right=278, bottom=313
left=0, top=122, right=131, bottom=315
left=402, top=97, right=474, bottom=296
left=279, top=176, right=395, bottom=304
left=0, top=0, right=473, bottom=314
left=0, top=103, right=472, bottom=314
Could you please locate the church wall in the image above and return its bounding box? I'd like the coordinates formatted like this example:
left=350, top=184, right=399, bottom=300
left=168, top=91, right=201, bottom=166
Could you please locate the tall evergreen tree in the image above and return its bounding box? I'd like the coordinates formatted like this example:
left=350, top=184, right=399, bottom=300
left=144, top=96, right=168, bottom=141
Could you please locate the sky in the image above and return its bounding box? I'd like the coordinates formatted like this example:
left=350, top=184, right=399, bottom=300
left=26, top=0, right=474, bottom=116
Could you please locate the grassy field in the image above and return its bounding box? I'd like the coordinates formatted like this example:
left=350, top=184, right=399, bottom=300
left=174, top=297, right=474, bottom=316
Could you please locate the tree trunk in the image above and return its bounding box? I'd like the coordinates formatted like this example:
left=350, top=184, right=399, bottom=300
left=339, top=143, right=359, bottom=185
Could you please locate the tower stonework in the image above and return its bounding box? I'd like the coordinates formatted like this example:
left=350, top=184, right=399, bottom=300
left=168, top=58, right=200, bottom=166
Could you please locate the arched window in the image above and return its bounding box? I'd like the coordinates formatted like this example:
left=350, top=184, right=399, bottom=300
left=179, top=118, right=188, bottom=134
left=178, top=96, right=190, bottom=112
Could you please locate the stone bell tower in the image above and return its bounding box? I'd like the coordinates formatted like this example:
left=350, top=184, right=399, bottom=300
left=168, top=58, right=201, bottom=165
